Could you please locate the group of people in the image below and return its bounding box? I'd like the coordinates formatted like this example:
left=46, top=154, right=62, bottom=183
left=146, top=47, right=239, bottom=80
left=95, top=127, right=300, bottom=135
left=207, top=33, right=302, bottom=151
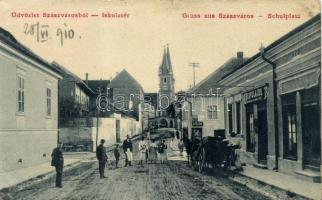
left=138, top=136, right=168, bottom=165
left=50, top=134, right=181, bottom=188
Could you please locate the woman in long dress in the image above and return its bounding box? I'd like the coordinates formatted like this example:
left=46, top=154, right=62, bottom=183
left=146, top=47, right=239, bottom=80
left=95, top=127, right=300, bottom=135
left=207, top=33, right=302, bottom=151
left=158, top=140, right=168, bottom=164
left=148, top=139, right=158, bottom=164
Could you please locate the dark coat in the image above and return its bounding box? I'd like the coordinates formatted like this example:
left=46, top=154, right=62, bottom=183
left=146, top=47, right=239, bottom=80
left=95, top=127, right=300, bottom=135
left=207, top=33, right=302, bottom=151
left=96, top=144, right=108, bottom=161
left=51, top=147, right=64, bottom=167
left=114, top=148, right=120, bottom=158
left=122, top=139, right=133, bottom=153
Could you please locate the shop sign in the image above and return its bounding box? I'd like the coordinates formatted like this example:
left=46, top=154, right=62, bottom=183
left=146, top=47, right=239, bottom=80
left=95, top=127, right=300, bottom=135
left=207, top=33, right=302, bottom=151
left=192, top=121, right=203, bottom=126
left=243, top=85, right=268, bottom=104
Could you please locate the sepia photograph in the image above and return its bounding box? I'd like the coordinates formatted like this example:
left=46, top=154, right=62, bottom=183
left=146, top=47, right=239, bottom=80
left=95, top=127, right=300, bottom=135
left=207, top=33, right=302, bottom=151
left=0, top=0, right=321, bottom=199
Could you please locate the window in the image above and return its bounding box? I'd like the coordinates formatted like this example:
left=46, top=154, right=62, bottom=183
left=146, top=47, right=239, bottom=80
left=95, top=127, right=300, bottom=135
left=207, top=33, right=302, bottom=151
left=46, top=88, right=51, bottom=116
left=282, top=93, right=297, bottom=159
left=17, top=76, right=25, bottom=113
left=163, top=78, right=167, bottom=83
left=207, top=105, right=217, bottom=119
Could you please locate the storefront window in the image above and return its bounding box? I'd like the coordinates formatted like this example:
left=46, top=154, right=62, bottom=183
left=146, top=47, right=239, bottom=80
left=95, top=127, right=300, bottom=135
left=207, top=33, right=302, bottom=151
left=282, top=93, right=297, bottom=159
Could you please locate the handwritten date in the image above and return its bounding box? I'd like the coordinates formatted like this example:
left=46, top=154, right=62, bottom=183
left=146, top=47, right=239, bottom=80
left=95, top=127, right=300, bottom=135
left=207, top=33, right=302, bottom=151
left=23, top=22, right=81, bottom=46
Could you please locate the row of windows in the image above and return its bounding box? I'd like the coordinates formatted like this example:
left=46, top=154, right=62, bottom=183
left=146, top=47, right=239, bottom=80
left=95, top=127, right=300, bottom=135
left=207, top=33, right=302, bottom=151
left=75, top=94, right=89, bottom=108
left=17, top=76, right=52, bottom=117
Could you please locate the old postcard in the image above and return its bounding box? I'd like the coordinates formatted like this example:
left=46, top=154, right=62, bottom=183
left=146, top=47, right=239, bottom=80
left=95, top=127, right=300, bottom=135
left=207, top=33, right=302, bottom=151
left=0, top=0, right=321, bottom=199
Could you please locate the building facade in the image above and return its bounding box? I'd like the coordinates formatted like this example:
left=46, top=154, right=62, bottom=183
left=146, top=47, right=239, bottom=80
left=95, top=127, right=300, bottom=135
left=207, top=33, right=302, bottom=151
left=219, top=14, right=321, bottom=181
left=181, top=52, right=246, bottom=141
left=0, top=28, right=62, bottom=172
left=53, top=62, right=95, bottom=126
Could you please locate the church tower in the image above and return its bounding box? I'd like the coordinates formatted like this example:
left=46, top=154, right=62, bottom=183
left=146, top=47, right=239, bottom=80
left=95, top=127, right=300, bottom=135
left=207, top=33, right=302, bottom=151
left=158, top=45, right=175, bottom=116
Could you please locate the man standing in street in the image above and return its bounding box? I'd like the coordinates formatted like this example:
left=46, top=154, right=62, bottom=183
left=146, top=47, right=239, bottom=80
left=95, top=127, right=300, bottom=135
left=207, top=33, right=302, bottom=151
left=122, top=134, right=133, bottom=167
left=51, top=143, right=64, bottom=188
left=96, top=139, right=108, bottom=178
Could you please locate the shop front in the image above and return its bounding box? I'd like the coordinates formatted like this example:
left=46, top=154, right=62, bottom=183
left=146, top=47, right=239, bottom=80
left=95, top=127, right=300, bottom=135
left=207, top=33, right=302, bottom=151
left=243, top=85, right=269, bottom=165
left=278, top=68, right=321, bottom=174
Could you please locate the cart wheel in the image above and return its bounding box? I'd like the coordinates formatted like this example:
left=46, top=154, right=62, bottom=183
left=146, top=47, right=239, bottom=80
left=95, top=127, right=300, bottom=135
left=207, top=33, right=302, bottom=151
left=198, top=148, right=206, bottom=173
left=192, top=151, right=199, bottom=171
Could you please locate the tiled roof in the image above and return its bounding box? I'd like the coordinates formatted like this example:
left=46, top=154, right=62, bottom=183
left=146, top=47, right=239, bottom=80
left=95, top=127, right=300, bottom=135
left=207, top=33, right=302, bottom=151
left=0, top=27, right=61, bottom=77
left=52, top=61, right=95, bottom=95
left=190, top=57, right=246, bottom=94
left=86, top=80, right=110, bottom=93
left=221, top=13, right=321, bottom=80
left=109, top=69, right=144, bottom=91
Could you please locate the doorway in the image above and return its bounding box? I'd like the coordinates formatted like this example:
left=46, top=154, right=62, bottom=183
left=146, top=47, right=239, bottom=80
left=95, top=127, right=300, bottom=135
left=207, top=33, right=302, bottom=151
left=302, top=87, right=320, bottom=170
left=246, top=104, right=255, bottom=152
left=257, top=102, right=268, bottom=164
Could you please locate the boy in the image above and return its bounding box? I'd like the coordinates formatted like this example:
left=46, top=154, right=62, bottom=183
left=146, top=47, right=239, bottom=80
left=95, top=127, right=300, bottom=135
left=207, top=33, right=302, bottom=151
left=113, top=144, right=120, bottom=168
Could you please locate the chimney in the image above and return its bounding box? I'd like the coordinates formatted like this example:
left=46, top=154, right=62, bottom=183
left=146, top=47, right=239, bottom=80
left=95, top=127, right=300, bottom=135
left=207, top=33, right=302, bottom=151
left=85, top=73, right=88, bottom=85
left=237, top=51, right=243, bottom=65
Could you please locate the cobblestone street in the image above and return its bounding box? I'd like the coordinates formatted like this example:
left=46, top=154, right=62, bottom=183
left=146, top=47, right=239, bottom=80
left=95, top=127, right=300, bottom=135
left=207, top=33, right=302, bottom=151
left=3, top=142, right=275, bottom=200
left=7, top=159, right=273, bottom=200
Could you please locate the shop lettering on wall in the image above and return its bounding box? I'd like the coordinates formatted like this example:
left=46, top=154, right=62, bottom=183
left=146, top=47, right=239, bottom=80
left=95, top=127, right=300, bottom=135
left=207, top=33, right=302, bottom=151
left=192, top=121, right=203, bottom=126
left=243, top=85, right=268, bottom=104
left=23, top=22, right=81, bottom=46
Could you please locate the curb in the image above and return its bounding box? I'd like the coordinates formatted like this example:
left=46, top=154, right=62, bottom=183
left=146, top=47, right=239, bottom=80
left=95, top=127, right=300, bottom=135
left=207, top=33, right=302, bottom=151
left=0, top=159, right=87, bottom=193
left=228, top=170, right=312, bottom=200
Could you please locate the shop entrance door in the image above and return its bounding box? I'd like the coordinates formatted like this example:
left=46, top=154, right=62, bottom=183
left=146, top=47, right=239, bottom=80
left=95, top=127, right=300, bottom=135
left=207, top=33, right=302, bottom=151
left=257, top=102, right=268, bottom=164
left=302, top=87, right=320, bottom=170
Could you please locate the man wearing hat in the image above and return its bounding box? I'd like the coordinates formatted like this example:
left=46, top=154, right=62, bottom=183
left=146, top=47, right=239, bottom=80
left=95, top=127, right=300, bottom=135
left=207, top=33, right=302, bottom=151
left=122, top=134, right=133, bottom=167
left=51, top=143, right=64, bottom=188
left=96, top=139, right=108, bottom=178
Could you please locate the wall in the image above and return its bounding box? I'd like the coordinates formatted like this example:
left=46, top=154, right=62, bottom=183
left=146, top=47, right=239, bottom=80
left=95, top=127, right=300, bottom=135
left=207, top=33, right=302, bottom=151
left=0, top=41, right=60, bottom=172
left=59, top=116, right=138, bottom=151
left=188, top=96, right=225, bottom=137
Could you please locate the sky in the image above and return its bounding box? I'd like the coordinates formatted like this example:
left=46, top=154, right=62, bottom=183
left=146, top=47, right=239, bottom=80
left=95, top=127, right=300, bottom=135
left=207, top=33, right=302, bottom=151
left=0, top=0, right=320, bottom=92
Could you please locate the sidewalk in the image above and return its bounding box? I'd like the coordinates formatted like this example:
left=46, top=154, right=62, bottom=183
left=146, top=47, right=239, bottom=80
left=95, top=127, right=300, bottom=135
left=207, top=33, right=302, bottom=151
left=238, top=165, right=322, bottom=200
left=0, top=158, right=80, bottom=190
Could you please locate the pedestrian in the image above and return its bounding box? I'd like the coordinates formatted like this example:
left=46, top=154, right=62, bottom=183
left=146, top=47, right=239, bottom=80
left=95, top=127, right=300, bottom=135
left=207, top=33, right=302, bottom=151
left=113, top=144, right=120, bottom=168
left=96, top=139, right=108, bottom=178
left=158, top=140, right=167, bottom=164
left=185, top=138, right=193, bottom=165
left=138, top=137, right=148, bottom=165
left=122, top=134, right=133, bottom=167
left=51, top=143, right=64, bottom=188
left=148, top=139, right=158, bottom=164
left=178, top=139, right=184, bottom=156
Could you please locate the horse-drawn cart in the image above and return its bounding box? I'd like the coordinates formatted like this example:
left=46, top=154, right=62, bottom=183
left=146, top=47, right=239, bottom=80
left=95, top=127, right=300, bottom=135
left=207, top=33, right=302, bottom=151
left=187, top=130, right=240, bottom=173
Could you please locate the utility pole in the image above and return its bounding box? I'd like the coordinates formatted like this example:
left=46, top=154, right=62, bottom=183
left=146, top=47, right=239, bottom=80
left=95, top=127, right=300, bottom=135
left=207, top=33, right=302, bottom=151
left=189, top=62, right=200, bottom=87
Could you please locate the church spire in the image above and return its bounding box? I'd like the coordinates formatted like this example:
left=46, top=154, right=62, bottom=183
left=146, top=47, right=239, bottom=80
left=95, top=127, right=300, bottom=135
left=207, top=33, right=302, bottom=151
left=166, top=44, right=173, bottom=73
left=159, top=44, right=173, bottom=74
